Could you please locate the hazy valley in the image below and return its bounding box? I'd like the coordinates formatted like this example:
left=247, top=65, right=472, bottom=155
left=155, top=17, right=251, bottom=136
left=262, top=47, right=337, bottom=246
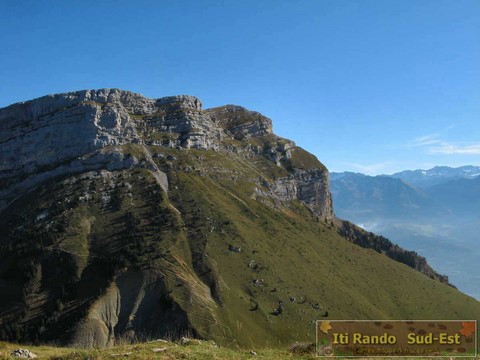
left=331, top=166, right=480, bottom=300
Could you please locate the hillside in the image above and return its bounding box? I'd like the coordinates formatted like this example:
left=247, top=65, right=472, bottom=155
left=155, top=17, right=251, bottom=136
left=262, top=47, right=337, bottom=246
left=426, top=176, right=480, bottom=218
left=0, top=89, right=479, bottom=349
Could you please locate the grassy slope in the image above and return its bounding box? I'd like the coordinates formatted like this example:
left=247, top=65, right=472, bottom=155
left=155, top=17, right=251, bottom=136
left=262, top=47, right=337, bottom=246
left=1, top=143, right=479, bottom=350
left=1, top=340, right=477, bottom=360
left=0, top=339, right=310, bottom=360
left=156, top=146, right=480, bottom=347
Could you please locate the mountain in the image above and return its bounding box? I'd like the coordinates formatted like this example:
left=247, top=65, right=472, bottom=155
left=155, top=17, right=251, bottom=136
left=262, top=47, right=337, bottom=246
left=389, top=165, right=480, bottom=189
left=331, top=168, right=480, bottom=221
left=330, top=172, right=443, bottom=222
left=426, top=176, right=480, bottom=218
left=331, top=170, right=480, bottom=300
left=1, top=89, right=479, bottom=349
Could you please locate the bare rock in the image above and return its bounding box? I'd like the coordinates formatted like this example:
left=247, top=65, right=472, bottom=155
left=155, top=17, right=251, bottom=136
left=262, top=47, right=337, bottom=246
left=257, top=168, right=332, bottom=218
left=10, top=349, right=37, bottom=358
left=0, top=88, right=331, bottom=217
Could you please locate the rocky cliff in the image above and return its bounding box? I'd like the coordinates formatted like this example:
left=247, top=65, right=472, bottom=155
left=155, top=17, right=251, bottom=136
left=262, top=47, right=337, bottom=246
left=0, top=89, right=332, bottom=219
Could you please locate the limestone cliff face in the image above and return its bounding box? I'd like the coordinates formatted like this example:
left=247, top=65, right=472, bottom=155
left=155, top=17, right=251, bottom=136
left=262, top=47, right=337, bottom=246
left=275, top=169, right=332, bottom=218
left=0, top=88, right=332, bottom=218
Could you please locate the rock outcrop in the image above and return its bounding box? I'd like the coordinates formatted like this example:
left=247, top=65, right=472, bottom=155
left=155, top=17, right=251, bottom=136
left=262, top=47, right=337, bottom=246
left=273, top=169, right=332, bottom=217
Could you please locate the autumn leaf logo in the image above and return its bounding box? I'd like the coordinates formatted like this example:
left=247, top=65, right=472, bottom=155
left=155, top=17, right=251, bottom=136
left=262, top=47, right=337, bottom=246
left=459, top=322, right=476, bottom=337
left=320, top=321, right=333, bottom=334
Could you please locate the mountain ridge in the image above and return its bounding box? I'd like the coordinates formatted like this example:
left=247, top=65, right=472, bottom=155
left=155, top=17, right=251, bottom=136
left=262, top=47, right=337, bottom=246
left=386, top=165, right=480, bottom=188
left=0, top=88, right=331, bottom=219
left=1, top=89, right=478, bottom=349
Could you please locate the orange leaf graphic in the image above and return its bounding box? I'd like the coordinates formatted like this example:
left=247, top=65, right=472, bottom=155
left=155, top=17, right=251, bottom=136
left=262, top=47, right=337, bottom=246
left=459, top=322, right=476, bottom=337
left=319, top=321, right=333, bottom=334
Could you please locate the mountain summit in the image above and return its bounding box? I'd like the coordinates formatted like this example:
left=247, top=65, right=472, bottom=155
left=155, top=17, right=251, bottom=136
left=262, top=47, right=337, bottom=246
left=1, top=89, right=479, bottom=348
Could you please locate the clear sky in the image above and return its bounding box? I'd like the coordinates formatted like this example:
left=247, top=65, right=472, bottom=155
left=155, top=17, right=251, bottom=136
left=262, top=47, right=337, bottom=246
left=1, top=0, right=478, bottom=175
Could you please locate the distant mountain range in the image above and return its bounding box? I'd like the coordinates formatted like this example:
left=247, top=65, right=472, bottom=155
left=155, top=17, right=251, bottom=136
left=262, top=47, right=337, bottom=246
left=425, top=176, right=480, bottom=218
left=330, top=172, right=438, bottom=222
left=387, top=165, right=480, bottom=188
left=331, top=166, right=480, bottom=300
left=331, top=165, right=480, bottom=221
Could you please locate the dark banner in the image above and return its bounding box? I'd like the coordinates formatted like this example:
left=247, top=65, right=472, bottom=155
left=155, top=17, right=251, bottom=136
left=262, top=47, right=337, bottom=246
left=316, top=320, right=477, bottom=357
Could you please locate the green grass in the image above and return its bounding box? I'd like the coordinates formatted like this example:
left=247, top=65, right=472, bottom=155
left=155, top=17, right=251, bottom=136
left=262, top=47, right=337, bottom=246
left=148, top=131, right=181, bottom=141
left=120, top=144, right=146, bottom=158
left=286, top=146, right=326, bottom=171
left=1, top=340, right=476, bottom=360
left=58, top=206, right=91, bottom=277
left=166, top=165, right=480, bottom=348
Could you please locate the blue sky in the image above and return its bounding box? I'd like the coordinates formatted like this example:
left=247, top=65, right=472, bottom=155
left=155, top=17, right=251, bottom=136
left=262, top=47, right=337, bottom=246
left=1, top=0, right=479, bottom=175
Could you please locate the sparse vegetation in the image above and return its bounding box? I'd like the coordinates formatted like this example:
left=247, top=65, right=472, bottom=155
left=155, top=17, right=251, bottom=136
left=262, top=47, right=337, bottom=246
left=2, top=340, right=477, bottom=360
